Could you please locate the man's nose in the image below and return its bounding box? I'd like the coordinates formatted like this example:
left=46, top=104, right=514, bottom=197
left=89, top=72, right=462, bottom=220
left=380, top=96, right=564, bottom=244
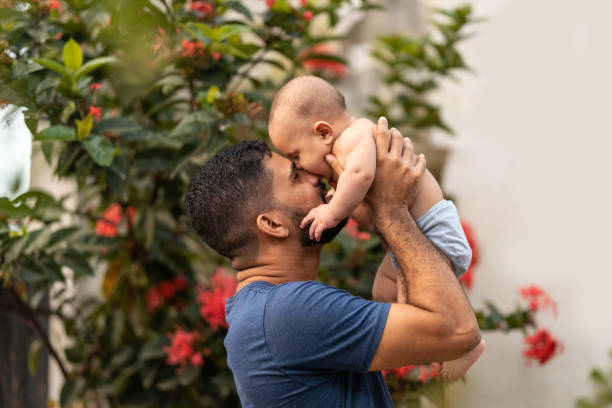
left=297, top=169, right=321, bottom=186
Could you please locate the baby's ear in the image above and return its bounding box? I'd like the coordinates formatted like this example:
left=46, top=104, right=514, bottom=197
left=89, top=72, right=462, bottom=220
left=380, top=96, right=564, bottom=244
left=314, top=121, right=334, bottom=144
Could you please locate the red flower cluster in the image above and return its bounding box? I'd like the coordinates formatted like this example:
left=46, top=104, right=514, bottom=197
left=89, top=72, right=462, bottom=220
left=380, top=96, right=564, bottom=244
left=89, top=83, right=102, bottom=91
left=95, top=204, right=135, bottom=237
left=303, top=10, right=313, bottom=21
left=49, top=0, right=61, bottom=12
left=146, top=276, right=188, bottom=313
left=520, top=284, right=557, bottom=316
left=459, top=220, right=479, bottom=289
left=523, top=328, right=562, bottom=365
left=197, top=268, right=237, bottom=330
left=163, top=328, right=204, bottom=367
left=181, top=39, right=204, bottom=58
left=89, top=104, right=101, bottom=121
left=266, top=0, right=275, bottom=8
left=301, top=43, right=347, bottom=78
left=188, top=1, right=213, bottom=19
left=345, top=218, right=371, bottom=241
left=382, top=364, right=441, bottom=383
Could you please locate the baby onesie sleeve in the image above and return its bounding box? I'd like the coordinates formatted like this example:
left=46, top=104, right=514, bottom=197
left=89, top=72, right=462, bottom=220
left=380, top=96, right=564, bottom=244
left=389, top=199, right=472, bottom=278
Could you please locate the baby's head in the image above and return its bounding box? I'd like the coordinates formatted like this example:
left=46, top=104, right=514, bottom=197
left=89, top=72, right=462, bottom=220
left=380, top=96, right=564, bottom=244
left=268, top=76, right=351, bottom=179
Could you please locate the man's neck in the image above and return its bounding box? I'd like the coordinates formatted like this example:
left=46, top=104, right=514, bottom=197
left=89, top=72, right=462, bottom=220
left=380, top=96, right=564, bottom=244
left=233, top=244, right=322, bottom=292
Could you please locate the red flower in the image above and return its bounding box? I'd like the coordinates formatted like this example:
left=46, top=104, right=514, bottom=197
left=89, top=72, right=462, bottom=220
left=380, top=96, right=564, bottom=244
left=300, top=0, right=307, bottom=6
left=211, top=52, right=221, bottom=60
left=523, top=328, right=562, bottom=365
left=181, top=39, right=204, bottom=58
left=301, top=43, right=347, bottom=78
left=266, top=0, right=275, bottom=8
left=159, top=281, right=177, bottom=300
left=49, top=0, right=61, bottom=12
left=459, top=220, right=479, bottom=289
left=173, top=276, right=187, bottom=290
left=520, top=284, right=557, bottom=317
left=188, top=1, right=213, bottom=18
left=89, top=105, right=101, bottom=121
left=345, top=218, right=371, bottom=241
left=190, top=352, right=204, bottom=366
left=89, top=83, right=102, bottom=91
left=95, top=204, right=122, bottom=237
left=198, top=268, right=237, bottom=330
left=164, top=329, right=200, bottom=366
left=146, top=287, right=163, bottom=313
left=303, top=10, right=313, bottom=21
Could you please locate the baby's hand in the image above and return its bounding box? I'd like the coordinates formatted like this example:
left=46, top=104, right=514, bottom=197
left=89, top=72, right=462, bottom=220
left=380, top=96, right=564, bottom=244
left=300, top=204, right=341, bottom=241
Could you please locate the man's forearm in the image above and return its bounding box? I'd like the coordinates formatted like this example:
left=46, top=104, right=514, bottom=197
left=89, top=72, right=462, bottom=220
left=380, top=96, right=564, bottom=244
left=376, top=206, right=476, bottom=332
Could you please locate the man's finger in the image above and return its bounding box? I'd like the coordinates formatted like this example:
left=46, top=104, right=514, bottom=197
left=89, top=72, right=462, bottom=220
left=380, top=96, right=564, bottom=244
left=325, top=154, right=344, bottom=177
left=389, top=128, right=404, bottom=158
left=402, top=137, right=414, bottom=157
left=376, top=117, right=390, bottom=158
left=414, top=153, right=427, bottom=175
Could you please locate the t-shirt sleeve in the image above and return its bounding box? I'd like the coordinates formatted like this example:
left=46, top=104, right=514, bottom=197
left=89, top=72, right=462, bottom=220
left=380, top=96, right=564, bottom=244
left=264, top=281, right=390, bottom=374
left=390, top=199, right=472, bottom=278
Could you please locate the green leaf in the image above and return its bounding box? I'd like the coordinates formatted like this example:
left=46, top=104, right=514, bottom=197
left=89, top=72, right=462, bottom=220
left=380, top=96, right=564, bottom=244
left=301, top=53, right=346, bottom=65
left=223, top=1, right=253, bottom=20
left=63, top=38, right=83, bottom=72
left=75, top=114, right=93, bottom=140
left=60, top=377, right=85, bottom=408
left=74, top=56, right=116, bottom=80
left=40, top=140, right=55, bottom=166
left=422, top=378, right=446, bottom=407
left=35, top=125, right=76, bottom=141
left=218, top=24, right=249, bottom=40
left=28, top=340, right=42, bottom=376
left=82, top=135, right=119, bottom=166
left=144, top=208, right=155, bottom=250
left=138, top=337, right=167, bottom=362
left=31, top=58, right=70, bottom=77
left=0, top=198, right=32, bottom=218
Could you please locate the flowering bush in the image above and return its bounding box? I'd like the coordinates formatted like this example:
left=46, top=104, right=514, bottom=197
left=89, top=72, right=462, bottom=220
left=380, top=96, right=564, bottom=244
left=0, top=1, right=561, bottom=407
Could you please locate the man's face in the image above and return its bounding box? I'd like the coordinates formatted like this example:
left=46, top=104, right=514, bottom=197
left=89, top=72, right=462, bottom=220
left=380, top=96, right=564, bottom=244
left=266, top=152, right=346, bottom=246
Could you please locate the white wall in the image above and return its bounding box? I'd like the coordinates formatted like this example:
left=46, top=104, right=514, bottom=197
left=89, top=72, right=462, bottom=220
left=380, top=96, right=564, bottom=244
left=429, top=0, right=612, bottom=406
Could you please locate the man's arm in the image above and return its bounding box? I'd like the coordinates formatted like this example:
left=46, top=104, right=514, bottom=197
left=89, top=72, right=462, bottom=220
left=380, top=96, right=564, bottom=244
left=365, top=118, right=480, bottom=370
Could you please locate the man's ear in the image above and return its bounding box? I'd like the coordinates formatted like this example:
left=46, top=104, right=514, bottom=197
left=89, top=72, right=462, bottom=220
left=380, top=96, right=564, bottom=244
left=256, top=211, right=290, bottom=239
left=314, top=121, right=334, bottom=145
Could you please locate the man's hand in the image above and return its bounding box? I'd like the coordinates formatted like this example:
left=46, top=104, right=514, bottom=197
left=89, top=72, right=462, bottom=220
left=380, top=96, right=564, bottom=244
left=366, top=118, right=426, bottom=223
left=300, top=203, right=342, bottom=241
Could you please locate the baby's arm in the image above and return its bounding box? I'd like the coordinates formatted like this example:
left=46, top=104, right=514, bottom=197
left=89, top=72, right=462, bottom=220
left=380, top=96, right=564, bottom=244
left=301, top=120, right=376, bottom=240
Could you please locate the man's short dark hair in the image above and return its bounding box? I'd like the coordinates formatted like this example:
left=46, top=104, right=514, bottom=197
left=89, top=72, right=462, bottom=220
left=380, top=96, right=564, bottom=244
left=185, top=140, right=273, bottom=262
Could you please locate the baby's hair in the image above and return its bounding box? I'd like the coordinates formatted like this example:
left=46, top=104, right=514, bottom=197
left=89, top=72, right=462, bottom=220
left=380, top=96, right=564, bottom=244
left=269, top=75, right=347, bottom=124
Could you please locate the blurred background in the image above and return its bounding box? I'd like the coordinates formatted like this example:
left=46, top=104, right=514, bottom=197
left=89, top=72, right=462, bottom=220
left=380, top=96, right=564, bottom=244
left=1, top=0, right=612, bottom=407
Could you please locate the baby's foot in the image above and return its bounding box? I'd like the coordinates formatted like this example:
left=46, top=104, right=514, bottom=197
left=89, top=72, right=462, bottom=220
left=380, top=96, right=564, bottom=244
left=440, top=338, right=486, bottom=382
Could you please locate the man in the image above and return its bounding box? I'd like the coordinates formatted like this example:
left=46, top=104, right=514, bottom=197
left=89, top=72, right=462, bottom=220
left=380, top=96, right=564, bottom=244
left=184, top=118, right=481, bottom=407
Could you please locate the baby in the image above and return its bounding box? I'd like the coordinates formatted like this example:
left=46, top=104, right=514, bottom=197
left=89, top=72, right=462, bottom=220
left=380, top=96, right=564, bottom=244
left=268, top=75, right=485, bottom=381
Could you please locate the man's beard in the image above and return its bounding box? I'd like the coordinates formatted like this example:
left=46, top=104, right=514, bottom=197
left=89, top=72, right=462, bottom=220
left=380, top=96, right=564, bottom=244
left=285, top=182, right=348, bottom=247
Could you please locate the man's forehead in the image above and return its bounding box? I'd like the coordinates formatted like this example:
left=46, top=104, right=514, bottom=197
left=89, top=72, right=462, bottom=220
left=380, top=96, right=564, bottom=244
left=266, top=152, right=292, bottom=176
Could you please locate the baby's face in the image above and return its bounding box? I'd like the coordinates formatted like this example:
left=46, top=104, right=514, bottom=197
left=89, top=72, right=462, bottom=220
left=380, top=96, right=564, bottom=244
left=269, top=116, right=333, bottom=180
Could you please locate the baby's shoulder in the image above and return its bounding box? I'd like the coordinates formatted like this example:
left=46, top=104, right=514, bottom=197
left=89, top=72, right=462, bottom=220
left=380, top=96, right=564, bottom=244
left=335, top=119, right=376, bottom=152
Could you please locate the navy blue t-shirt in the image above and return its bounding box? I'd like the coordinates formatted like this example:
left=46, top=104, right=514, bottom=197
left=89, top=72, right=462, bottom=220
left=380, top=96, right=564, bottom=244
left=224, top=280, right=393, bottom=408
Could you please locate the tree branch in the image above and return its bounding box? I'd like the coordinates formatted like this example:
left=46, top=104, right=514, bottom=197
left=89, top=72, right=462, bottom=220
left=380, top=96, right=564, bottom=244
left=6, top=288, right=69, bottom=378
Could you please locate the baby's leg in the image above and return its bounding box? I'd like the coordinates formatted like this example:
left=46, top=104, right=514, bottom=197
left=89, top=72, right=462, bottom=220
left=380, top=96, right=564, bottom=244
left=439, top=338, right=486, bottom=381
